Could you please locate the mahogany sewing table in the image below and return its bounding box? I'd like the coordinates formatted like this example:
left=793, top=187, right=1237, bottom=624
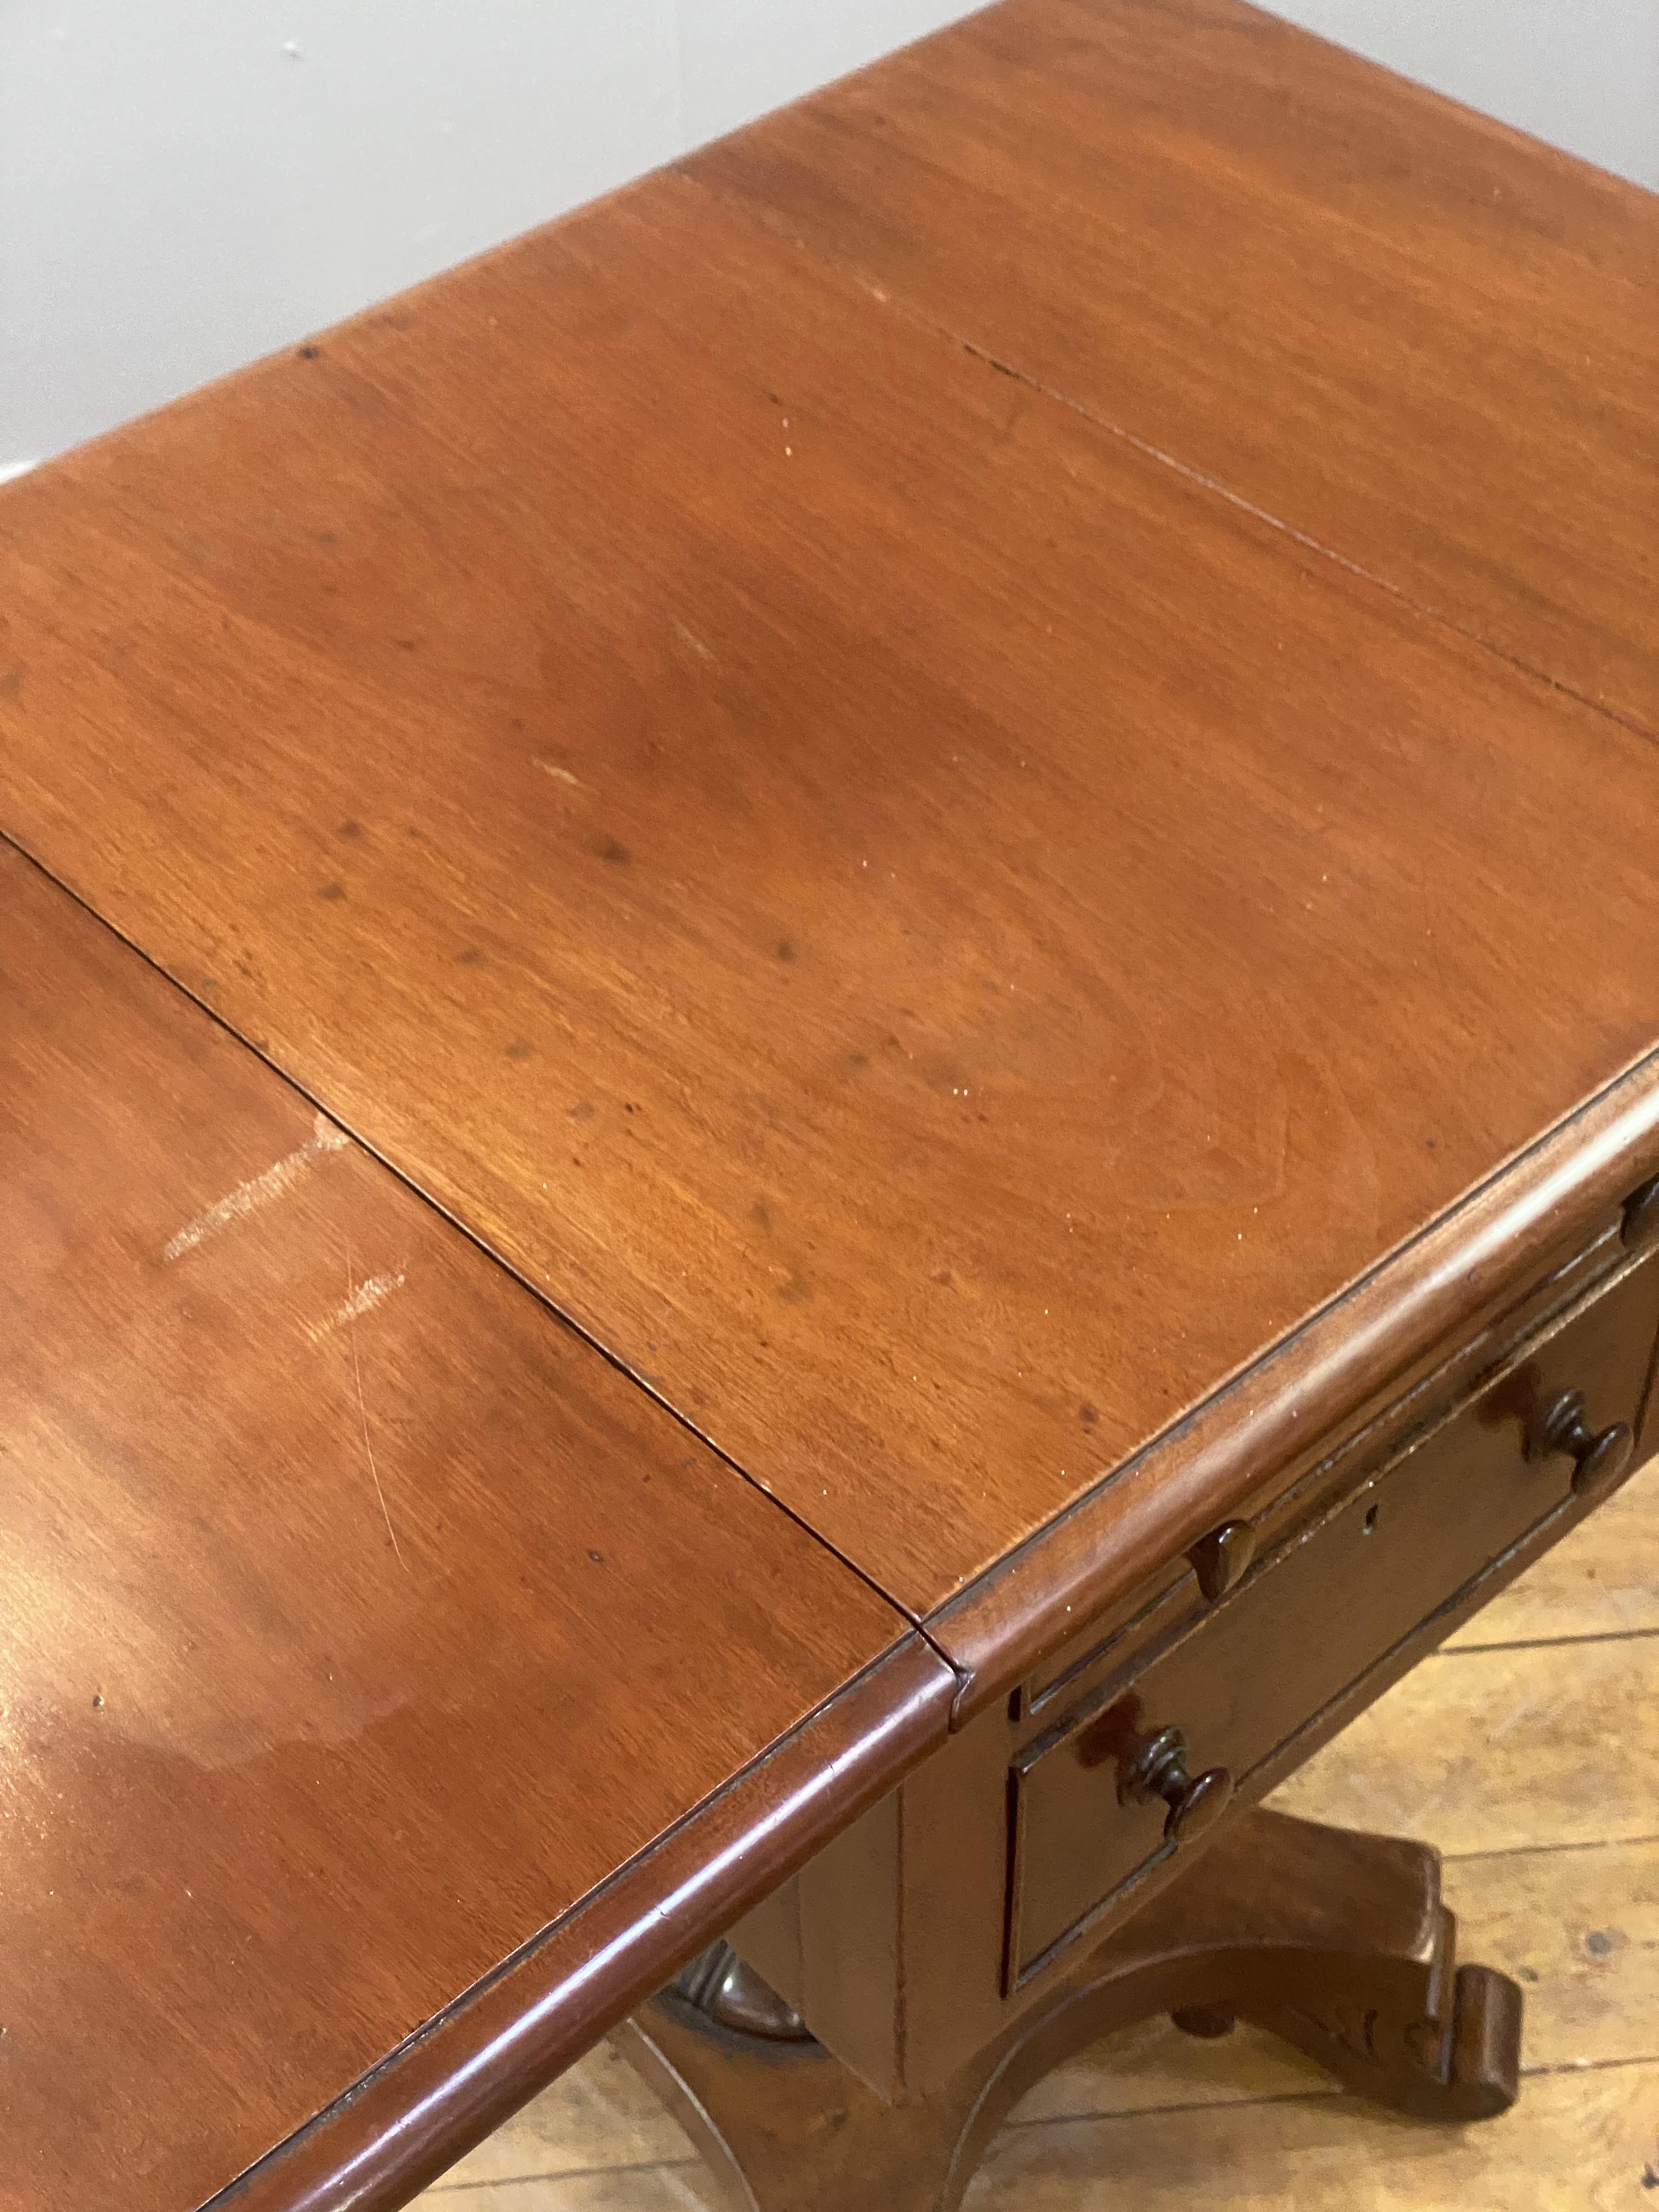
left=2, top=3, right=1656, bottom=2206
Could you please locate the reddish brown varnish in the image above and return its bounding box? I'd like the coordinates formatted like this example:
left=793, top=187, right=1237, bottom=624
left=3, top=168, right=1657, bottom=1638
left=0, top=845, right=935, bottom=2212
left=1, top=4, right=1656, bottom=2205
left=691, top=0, right=1659, bottom=732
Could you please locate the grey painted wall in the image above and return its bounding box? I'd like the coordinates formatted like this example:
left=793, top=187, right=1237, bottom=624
left=3, top=1, right=1654, bottom=476
left=1276, top=0, right=1658, bottom=191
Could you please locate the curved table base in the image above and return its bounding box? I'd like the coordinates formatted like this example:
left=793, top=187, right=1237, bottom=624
left=611, top=1807, right=1520, bottom=2212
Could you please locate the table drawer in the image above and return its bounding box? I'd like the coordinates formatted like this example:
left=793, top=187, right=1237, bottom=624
left=1006, top=1248, right=1659, bottom=1989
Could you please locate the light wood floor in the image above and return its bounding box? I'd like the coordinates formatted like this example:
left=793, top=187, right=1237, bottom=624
left=416, top=1455, right=1659, bottom=2209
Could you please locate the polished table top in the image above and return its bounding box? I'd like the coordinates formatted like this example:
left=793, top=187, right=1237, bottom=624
left=2, top=0, right=1657, bottom=2205
left=695, top=0, right=1658, bottom=724
left=0, top=845, right=940, bottom=2209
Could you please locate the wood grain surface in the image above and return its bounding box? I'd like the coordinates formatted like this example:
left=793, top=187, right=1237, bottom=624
left=210, top=1637, right=955, bottom=2212
left=0, top=844, right=932, bottom=2212
left=934, top=1068, right=1659, bottom=1712
left=3, top=163, right=1657, bottom=1648
left=8, top=15, right=1657, bottom=2208
left=690, top=0, right=1659, bottom=733
left=1269, top=1634, right=1659, bottom=1857
left=969, top=2063, right=1659, bottom=2211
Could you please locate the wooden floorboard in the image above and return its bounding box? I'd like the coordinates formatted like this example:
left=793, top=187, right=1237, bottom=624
left=1439, top=1452, right=1659, bottom=1645
left=415, top=1455, right=1659, bottom=2206
left=966, top=2060, right=1659, bottom=2210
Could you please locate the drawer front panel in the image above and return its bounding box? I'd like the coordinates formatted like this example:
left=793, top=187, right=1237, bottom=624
left=1009, top=1250, right=1659, bottom=1988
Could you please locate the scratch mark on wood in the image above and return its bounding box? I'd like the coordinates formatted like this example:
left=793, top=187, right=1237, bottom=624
left=304, top=1270, right=407, bottom=1344
left=345, top=1240, right=405, bottom=1572
left=1488, top=1698, right=1537, bottom=1743
left=671, top=617, right=715, bottom=663
left=164, top=1113, right=349, bottom=1260
left=534, top=757, right=585, bottom=789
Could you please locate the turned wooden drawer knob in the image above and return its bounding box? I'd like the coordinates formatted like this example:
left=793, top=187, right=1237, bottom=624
left=1118, top=1725, right=1234, bottom=1846
left=675, top=1942, right=813, bottom=2043
left=1527, top=1389, right=1634, bottom=1502
left=1188, top=1518, right=1256, bottom=1602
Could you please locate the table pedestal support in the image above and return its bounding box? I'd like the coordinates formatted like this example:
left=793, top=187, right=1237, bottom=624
left=610, top=1806, right=1521, bottom=2211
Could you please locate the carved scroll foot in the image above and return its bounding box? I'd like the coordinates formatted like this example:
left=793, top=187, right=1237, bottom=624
left=1152, top=1809, right=1522, bottom=2121
left=612, top=1806, right=1521, bottom=2210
